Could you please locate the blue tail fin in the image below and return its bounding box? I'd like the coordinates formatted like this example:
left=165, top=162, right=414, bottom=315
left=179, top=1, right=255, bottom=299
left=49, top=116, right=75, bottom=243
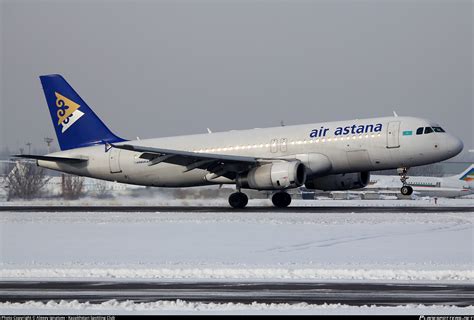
left=40, top=74, right=125, bottom=151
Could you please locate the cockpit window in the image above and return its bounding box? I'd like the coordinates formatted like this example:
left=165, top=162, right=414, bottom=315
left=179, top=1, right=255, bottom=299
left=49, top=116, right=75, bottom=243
left=424, top=127, right=433, bottom=134
left=432, top=127, right=445, bottom=133
left=416, top=127, right=423, bottom=135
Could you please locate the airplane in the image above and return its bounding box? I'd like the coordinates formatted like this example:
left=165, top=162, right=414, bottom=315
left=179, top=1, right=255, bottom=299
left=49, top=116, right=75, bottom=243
left=14, top=74, right=464, bottom=208
left=366, top=164, right=474, bottom=198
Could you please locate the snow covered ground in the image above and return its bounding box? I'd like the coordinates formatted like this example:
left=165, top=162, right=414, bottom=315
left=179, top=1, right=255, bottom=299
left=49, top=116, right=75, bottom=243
left=1, top=203, right=472, bottom=314
left=1, top=207, right=472, bottom=281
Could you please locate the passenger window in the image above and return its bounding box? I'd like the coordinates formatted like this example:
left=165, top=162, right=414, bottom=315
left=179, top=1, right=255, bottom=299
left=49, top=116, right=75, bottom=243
left=432, top=127, right=445, bottom=133
left=424, top=127, right=433, bottom=134
left=416, top=127, right=423, bottom=135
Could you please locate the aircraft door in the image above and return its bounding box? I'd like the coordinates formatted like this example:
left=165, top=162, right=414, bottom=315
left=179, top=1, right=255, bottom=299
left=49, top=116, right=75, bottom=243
left=109, top=148, right=122, bottom=173
left=386, top=121, right=400, bottom=148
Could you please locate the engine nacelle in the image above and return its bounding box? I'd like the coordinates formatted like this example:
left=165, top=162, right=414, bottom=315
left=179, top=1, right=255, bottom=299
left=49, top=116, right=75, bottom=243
left=305, top=171, right=370, bottom=191
left=238, top=161, right=307, bottom=190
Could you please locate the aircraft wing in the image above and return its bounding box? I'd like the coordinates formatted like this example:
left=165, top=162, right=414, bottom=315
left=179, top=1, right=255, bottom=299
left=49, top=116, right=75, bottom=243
left=109, top=143, right=272, bottom=180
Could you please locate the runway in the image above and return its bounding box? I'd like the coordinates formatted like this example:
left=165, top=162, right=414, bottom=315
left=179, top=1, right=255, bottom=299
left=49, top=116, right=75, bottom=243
left=0, top=205, right=472, bottom=212
left=1, top=281, right=473, bottom=306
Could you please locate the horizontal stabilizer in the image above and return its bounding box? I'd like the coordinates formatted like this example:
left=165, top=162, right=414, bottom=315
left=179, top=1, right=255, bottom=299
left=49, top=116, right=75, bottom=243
left=13, top=154, right=88, bottom=164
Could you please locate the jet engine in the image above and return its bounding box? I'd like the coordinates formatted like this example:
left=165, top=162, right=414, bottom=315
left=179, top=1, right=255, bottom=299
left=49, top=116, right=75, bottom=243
left=238, top=161, right=307, bottom=190
left=305, top=171, right=370, bottom=191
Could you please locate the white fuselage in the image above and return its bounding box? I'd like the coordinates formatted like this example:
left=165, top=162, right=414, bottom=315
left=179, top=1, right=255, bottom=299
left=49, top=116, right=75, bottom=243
left=38, top=116, right=463, bottom=189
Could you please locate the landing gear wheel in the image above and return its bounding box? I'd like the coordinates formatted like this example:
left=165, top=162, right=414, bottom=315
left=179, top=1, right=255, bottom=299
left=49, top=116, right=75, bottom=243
left=400, top=185, right=413, bottom=196
left=229, top=192, right=248, bottom=209
left=272, top=192, right=292, bottom=208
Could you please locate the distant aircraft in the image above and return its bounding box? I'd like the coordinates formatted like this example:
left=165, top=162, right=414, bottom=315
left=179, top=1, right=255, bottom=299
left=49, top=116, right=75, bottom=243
left=367, top=165, right=474, bottom=198
left=15, top=74, right=464, bottom=208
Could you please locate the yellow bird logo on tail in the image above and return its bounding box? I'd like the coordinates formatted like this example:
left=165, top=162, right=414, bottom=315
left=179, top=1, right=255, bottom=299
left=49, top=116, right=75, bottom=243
left=55, top=92, right=84, bottom=133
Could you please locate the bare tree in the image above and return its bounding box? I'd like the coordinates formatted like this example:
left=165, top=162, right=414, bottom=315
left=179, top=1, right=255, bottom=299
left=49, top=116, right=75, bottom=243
left=4, top=161, right=50, bottom=200
left=61, top=174, right=84, bottom=200
left=94, top=180, right=111, bottom=198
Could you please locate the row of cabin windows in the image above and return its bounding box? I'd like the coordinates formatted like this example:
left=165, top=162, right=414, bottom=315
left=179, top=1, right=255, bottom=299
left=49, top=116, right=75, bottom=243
left=192, top=133, right=383, bottom=153
left=416, top=126, right=445, bottom=135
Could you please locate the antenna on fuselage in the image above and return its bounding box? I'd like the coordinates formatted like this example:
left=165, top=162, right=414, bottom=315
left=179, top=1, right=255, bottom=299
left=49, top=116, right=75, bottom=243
left=207, top=128, right=212, bottom=134
left=393, top=111, right=399, bottom=117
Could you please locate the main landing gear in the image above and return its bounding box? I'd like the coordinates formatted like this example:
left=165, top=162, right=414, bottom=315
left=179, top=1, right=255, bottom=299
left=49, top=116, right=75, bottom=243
left=228, top=191, right=248, bottom=209
left=272, top=191, right=292, bottom=208
left=228, top=190, right=292, bottom=208
left=398, top=167, right=413, bottom=196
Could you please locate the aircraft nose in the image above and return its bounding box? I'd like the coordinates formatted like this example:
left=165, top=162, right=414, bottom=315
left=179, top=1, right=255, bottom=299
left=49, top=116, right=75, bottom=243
left=446, top=135, right=463, bottom=157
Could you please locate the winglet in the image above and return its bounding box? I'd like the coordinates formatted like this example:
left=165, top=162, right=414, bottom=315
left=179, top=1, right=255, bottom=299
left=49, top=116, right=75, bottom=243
left=104, top=142, right=113, bottom=152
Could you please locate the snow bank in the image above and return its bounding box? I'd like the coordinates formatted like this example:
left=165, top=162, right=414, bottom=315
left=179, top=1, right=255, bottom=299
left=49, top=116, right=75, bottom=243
left=1, top=300, right=473, bottom=315
left=2, top=267, right=472, bottom=281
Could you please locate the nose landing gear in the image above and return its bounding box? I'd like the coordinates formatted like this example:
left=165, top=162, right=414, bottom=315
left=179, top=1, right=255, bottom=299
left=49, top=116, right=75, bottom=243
left=400, top=185, right=413, bottom=196
left=398, top=167, right=413, bottom=196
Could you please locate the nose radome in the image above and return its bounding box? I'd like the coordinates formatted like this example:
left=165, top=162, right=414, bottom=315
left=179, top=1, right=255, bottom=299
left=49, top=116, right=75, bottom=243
left=448, top=135, right=463, bottom=156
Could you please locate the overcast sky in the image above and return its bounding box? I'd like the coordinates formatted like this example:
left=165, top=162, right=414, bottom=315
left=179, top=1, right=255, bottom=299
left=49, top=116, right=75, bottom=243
left=0, top=0, right=472, bottom=158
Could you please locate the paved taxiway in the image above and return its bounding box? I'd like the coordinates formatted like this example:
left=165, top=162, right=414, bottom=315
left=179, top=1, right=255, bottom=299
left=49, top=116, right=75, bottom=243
left=1, top=281, right=473, bottom=306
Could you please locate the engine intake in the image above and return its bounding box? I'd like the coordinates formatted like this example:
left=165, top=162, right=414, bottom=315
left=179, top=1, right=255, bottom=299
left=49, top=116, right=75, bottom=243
left=238, top=161, right=307, bottom=190
left=305, top=171, right=370, bottom=191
